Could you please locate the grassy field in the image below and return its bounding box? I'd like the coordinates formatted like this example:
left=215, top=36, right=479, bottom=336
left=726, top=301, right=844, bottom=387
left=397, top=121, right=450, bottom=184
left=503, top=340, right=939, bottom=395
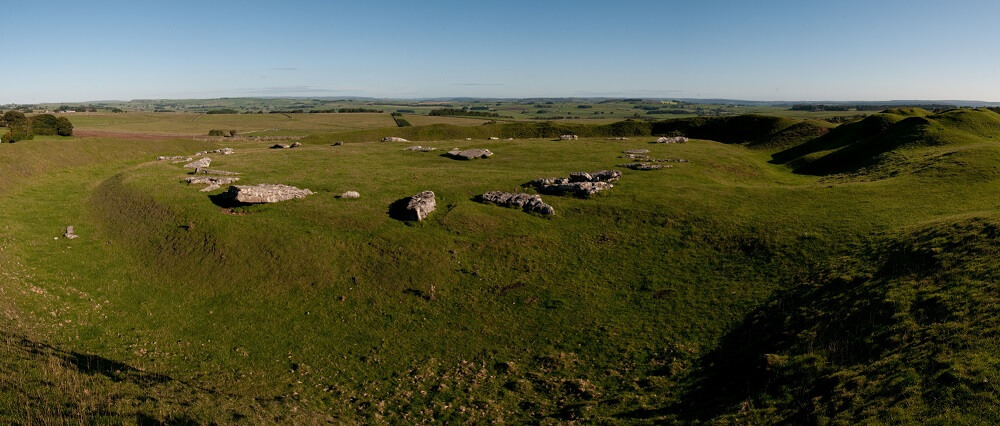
left=2, top=108, right=999, bottom=422
left=65, top=112, right=397, bottom=137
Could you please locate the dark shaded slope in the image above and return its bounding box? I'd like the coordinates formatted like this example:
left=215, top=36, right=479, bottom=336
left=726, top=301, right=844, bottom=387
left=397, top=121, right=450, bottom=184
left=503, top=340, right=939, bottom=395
left=665, top=217, right=1000, bottom=424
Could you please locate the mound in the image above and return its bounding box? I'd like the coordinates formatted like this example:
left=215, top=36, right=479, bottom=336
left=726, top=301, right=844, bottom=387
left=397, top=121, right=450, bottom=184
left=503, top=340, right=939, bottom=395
left=650, top=114, right=803, bottom=146
left=669, top=217, right=1000, bottom=424
left=773, top=108, right=1000, bottom=177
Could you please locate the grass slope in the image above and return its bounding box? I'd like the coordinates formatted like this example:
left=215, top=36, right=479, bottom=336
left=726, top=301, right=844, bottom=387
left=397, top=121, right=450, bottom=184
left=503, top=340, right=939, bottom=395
left=774, top=108, right=1000, bottom=178
left=2, top=110, right=1000, bottom=422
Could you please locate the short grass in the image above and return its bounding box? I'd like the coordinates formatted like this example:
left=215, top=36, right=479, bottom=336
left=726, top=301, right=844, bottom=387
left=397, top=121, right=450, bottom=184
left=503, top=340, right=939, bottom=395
left=2, top=112, right=1000, bottom=422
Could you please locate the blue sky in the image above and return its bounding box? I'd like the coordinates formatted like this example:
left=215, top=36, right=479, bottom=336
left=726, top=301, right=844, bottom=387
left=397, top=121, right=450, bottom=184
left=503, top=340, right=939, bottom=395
left=3, top=0, right=1000, bottom=103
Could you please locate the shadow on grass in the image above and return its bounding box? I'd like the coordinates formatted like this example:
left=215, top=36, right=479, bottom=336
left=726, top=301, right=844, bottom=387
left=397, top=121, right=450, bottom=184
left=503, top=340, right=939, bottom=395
left=387, top=197, right=416, bottom=222
left=4, top=329, right=171, bottom=385
left=207, top=192, right=250, bottom=209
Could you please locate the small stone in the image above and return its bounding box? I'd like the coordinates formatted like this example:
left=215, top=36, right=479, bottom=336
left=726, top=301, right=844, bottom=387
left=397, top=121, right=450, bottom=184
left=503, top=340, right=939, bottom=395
left=64, top=226, right=79, bottom=240
left=340, top=191, right=360, bottom=199
left=382, top=137, right=409, bottom=142
left=290, top=142, right=302, bottom=148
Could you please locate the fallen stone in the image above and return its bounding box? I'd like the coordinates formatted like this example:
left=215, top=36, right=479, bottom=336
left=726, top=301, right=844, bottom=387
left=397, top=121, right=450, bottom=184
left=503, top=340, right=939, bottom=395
left=195, top=168, right=241, bottom=176
left=621, top=154, right=650, bottom=160
left=488, top=137, right=500, bottom=140
left=405, top=191, right=436, bottom=221
left=270, top=144, right=291, bottom=149
left=172, top=157, right=193, bottom=164
left=185, top=176, right=240, bottom=192
left=655, top=136, right=688, bottom=144
left=619, top=162, right=670, bottom=170
left=569, top=170, right=622, bottom=183
left=530, top=170, right=621, bottom=196
left=403, top=145, right=437, bottom=152
left=64, top=226, right=79, bottom=240
left=382, top=137, right=409, bottom=142
left=183, top=157, right=212, bottom=169
left=340, top=191, right=360, bottom=199
left=156, top=155, right=189, bottom=161
left=534, top=180, right=614, bottom=196
left=223, top=184, right=313, bottom=204
left=291, top=141, right=302, bottom=148
left=446, top=148, right=493, bottom=160
left=465, top=138, right=472, bottom=141
left=560, top=134, right=579, bottom=140
left=195, top=147, right=234, bottom=156
left=607, top=137, right=629, bottom=140
left=479, top=191, right=554, bottom=215
left=622, top=149, right=650, bottom=154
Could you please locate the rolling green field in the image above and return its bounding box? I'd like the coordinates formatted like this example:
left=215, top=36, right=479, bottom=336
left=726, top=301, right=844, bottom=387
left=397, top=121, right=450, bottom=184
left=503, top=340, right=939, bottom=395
left=2, top=108, right=1000, bottom=423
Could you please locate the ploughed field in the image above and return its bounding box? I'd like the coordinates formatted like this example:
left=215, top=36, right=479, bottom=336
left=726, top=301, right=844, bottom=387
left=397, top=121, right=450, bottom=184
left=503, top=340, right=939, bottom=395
left=2, top=109, right=1000, bottom=423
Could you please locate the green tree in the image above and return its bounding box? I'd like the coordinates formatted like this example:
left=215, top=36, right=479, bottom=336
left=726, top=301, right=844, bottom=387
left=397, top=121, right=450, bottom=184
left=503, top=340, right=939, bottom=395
left=1, top=122, right=32, bottom=143
left=29, top=114, right=62, bottom=135
left=2, top=110, right=27, bottom=127
left=56, top=117, right=74, bottom=136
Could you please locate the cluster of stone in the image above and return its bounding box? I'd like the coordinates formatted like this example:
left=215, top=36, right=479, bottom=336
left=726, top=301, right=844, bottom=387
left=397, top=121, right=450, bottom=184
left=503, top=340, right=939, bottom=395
left=654, top=136, right=688, bottom=143
left=530, top=170, right=621, bottom=197
left=478, top=192, right=555, bottom=215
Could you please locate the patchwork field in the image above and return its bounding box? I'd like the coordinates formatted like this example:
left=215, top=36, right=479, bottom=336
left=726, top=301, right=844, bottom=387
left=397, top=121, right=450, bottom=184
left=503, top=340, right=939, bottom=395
left=2, top=109, right=999, bottom=423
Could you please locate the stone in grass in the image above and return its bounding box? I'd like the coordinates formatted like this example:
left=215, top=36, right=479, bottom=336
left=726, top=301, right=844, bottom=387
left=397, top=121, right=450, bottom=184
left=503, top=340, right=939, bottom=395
left=654, top=136, right=688, bottom=144
left=291, top=141, right=302, bottom=148
left=445, top=148, right=493, bottom=160
left=404, top=191, right=436, bottom=221
left=156, top=155, right=189, bottom=161
left=569, top=170, right=622, bottom=183
left=183, top=157, right=211, bottom=169
left=64, top=226, right=79, bottom=240
left=223, top=184, right=313, bottom=204
left=479, top=191, right=554, bottom=215
left=382, top=137, right=410, bottom=142
left=340, top=191, right=360, bottom=199
left=403, top=146, right=437, bottom=152
left=195, top=167, right=240, bottom=176
left=619, top=162, right=670, bottom=171
left=622, top=149, right=650, bottom=154
left=185, top=176, right=240, bottom=192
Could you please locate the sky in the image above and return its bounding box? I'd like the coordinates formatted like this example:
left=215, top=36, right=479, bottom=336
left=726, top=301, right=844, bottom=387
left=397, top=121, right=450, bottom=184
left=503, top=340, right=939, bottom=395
left=3, top=0, right=1000, bottom=103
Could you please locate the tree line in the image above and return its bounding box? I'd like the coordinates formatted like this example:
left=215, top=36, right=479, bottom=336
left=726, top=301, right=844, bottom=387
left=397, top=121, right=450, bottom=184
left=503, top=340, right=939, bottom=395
left=1, top=111, right=73, bottom=143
